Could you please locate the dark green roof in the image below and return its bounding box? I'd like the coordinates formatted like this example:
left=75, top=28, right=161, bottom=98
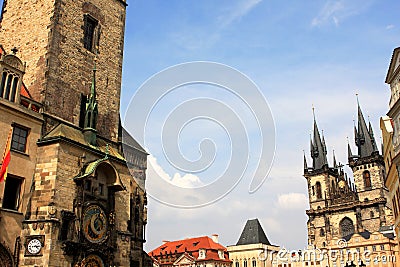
left=236, top=219, right=271, bottom=245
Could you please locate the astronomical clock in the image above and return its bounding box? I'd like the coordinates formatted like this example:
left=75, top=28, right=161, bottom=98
left=61, top=156, right=125, bottom=266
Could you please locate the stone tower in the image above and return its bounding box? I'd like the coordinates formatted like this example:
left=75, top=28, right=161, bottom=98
left=304, top=102, right=393, bottom=249
left=0, top=1, right=150, bottom=266
left=0, top=0, right=126, bottom=141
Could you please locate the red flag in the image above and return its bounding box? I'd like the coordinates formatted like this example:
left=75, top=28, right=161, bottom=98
left=0, top=127, right=12, bottom=183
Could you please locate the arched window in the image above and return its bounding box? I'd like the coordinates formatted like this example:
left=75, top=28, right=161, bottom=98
left=320, top=228, right=325, bottom=237
left=0, top=70, right=19, bottom=102
left=243, top=260, right=247, bottom=267
left=252, top=259, right=256, bottom=267
left=339, top=217, right=355, bottom=238
left=235, top=262, right=239, bottom=267
left=370, top=211, right=374, bottom=218
left=363, top=170, right=372, bottom=188
left=316, top=182, right=322, bottom=199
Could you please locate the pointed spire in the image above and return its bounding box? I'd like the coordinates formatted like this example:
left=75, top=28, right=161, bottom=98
left=333, top=149, right=337, bottom=168
left=304, top=150, right=308, bottom=171
left=354, top=95, right=378, bottom=158
left=83, top=51, right=99, bottom=146
left=310, top=107, right=328, bottom=170
left=347, top=137, right=353, bottom=159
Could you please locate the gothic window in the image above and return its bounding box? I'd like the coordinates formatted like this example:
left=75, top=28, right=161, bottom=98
left=320, top=228, right=325, bottom=237
left=363, top=170, right=372, bottom=188
left=339, top=217, right=355, bottom=238
left=2, top=175, right=22, bottom=210
left=11, top=125, right=28, bottom=153
left=252, top=259, right=256, bottom=267
left=0, top=69, right=19, bottom=102
left=235, top=262, right=239, bottom=267
left=243, top=260, right=247, bottom=267
left=370, top=211, right=374, bottom=218
left=316, top=182, right=322, bottom=199
left=83, top=15, right=100, bottom=52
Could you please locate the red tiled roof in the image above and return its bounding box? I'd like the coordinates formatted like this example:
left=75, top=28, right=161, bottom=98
left=20, top=83, right=32, bottom=99
left=150, top=236, right=227, bottom=256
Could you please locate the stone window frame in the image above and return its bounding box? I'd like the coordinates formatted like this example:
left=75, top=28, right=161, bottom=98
left=339, top=217, right=355, bottom=239
left=363, top=170, right=372, bottom=189
left=11, top=123, right=29, bottom=154
left=1, top=174, right=23, bottom=211
left=83, top=14, right=101, bottom=52
left=316, top=182, right=322, bottom=199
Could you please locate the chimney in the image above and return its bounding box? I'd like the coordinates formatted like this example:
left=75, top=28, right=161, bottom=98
left=211, top=234, right=219, bottom=243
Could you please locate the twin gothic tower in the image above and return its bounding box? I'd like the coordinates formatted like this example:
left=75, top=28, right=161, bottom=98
left=304, top=102, right=393, bottom=248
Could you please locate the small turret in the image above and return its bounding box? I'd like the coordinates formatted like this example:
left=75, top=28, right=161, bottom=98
left=83, top=56, right=98, bottom=146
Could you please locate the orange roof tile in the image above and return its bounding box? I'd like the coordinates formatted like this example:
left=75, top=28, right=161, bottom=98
left=150, top=236, right=227, bottom=257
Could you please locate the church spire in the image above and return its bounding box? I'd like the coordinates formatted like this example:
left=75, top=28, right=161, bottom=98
left=333, top=149, right=337, bottom=168
left=83, top=54, right=99, bottom=146
left=310, top=108, right=328, bottom=170
left=354, top=96, right=378, bottom=158
left=304, top=151, right=308, bottom=174
left=347, top=138, right=353, bottom=159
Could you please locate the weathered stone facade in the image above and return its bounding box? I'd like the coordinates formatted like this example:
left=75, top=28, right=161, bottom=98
left=0, top=0, right=149, bottom=266
left=0, top=0, right=126, bottom=141
left=304, top=105, right=394, bottom=250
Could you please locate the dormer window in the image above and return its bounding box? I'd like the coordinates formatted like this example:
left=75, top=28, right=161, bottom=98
left=198, top=249, right=206, bottom=259
left=0, top=52, right=25, bottom=103
left=218, top=250, right=224, bottom=259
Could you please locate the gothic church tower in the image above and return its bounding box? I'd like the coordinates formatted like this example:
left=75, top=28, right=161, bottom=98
left=304, top=102, right=393, bottom=249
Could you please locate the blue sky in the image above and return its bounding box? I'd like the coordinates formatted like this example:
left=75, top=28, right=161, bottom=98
left=120, top=0, right=400, bottom=251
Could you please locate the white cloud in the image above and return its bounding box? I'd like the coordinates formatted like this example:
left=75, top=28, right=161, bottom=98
left=312, top=1, right=343, bottom=27
left=277, top=193, right=308, bottom=210
left=218, top=0, right=263, bottom=28
left=386, top=24, right=395, bottom=30
left=311, top=0, right=374, bottom=27
left=147, top=155, right=204, bottom=188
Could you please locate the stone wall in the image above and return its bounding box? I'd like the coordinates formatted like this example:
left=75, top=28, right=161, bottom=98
left=0, top=0, right=127, bottom=141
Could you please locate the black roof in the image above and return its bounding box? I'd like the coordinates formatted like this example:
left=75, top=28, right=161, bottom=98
left=236, top=219, right=271, bottom=246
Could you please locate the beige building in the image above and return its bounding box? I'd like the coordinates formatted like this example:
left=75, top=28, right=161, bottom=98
left=272, top=230, right=398, bottom=267
left=0, top=0, right=150, bottom=266
left=382, top=47, right=400, bottom=244
left=227, top=219, right=280, bottom=267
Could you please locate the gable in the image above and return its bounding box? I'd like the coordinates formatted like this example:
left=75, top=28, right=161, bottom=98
left=385, top=47, right=400, bottom=84
left=173, top=253, right=195, bottom=265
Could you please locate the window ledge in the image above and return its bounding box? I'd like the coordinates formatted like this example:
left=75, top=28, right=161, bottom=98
left=11, top=148, right=29, bottom=157
left=0, top=208, right=23, bottom=215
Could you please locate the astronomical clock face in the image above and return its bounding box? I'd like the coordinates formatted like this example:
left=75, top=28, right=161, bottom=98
left=80, top=254, right=105, bottom=267
left=83, top=205, right=108, bottom=243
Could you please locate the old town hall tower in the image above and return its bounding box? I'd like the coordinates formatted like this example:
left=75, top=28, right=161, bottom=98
left=304, top=102, right=394, bottom=248
left=0, top=0, right=149, bottom=266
